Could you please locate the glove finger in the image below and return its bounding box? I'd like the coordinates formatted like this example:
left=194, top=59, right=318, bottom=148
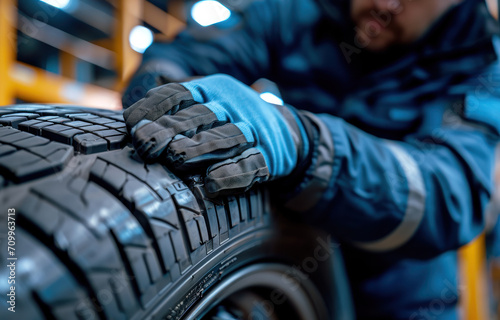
left=205, top=148, right=270, bottom=197
left=133, top=121, right=173, bottom=160
left=166, top=123, right=254, bottom=172
left=130, top=119, right=152, bottom=136
left=133, top=104, right=222, bottom=160
left=124, top=83, right=197, bottom=130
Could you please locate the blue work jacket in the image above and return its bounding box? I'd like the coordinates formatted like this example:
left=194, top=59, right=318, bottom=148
left=124, top=0, right=500, bottom=318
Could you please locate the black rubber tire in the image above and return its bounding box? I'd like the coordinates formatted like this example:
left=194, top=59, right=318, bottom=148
left=0, top=104, right=350, bottom=320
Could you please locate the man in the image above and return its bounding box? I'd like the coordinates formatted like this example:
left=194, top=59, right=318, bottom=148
left=122, top=0, right=500, bottom=318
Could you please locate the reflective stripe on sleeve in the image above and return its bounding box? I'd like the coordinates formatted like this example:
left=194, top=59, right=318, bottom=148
left=352, top=142, right=426, bottom=252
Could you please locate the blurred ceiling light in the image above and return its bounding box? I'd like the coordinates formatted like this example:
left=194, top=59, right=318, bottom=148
left=191, top=0, right=232, bottom=27
left=260, top=92, right=284, bottom=105
left=129, top=26, right=154, bottom=54
left=40, top=0, right=71, bottom=9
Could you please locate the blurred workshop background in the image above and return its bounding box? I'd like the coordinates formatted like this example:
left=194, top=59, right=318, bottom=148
left=1, top=0, right=500, bottom=319
left=0, top=0, right=221, bottom=109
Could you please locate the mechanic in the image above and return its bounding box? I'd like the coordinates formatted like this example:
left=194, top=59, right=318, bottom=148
left=122, top=0, right=500, bottom=318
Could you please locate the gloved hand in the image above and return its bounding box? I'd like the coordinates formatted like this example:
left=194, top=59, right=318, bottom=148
left=124, top=74, right=313, bottom=196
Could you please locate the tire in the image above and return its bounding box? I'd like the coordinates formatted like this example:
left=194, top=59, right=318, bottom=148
left=0, top=104, right=352, bottom=320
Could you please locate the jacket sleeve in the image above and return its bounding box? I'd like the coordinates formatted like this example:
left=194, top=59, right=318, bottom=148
left=285, top=88, right=500, bottom=261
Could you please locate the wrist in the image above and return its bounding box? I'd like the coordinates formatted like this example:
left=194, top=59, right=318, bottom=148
left=272, top=111, right=335, bottom=213
left=271, top=109, right=319, bottom=193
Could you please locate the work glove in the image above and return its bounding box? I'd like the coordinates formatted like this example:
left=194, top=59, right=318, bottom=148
left=124, top=74, right=315, bottom=196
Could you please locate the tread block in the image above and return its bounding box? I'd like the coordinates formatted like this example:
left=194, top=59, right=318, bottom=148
left=42, top=124, right=73, bottom=136
left=0, top=116, right=28, bottom=128
left=112, top=215, right=150, bottom=248
left=238, top=194, right=249, bottom=222
left=0, top=126, right=17, bottom=137
left=139, top=197, right=179, bottom=228
left=80, top=125, right=108, bottom=132
left=249, top=190, right=260, bottom=220
left=0, top=109, right=15, bottom=116
left=69, top=113, right=98, bottom=120
left=73, top=133, right=108, bottom=154
left=100, top=162, right=128, bottom=191
left=143, top=251, right=162, bottom=284
left=30, top=142, right=73, bottom=160
left=3, top=112, right=40, bottom=119
left=90, top=110, right=124, bottom=118
left=37, top=116, right=59, bottom=121
left=19, top=184, right=126, bottom=270
left=122, top=177, right=154, bottom=208
left=54, top=217, right=121, bottom=271
left=0, top=134, right=73, bottom=183
left=106, top=134, right=128, bottom=150
left=18, top=195, right=61, bottom=234
left=185, top=218, right=202, bottom=251
left=0, top=150, right=45, bottom=178
left=95, top=129, right=122, bottom=138
left=88, top=117, right=116, bottom=125
left=106, top=114, right=125, bottom=122
left=192, top=186, right=219, bottom=239
left=178, top=206, right=209, bottom=251
left=18, top=119, right=42, bottom=132
left=64, top=121, right=92, bottom=128
left=4, top=104, right=50, bottom=111
left=42, top=125, right=84, bottom=144
left=0, top=144, right=16, bottom=157
left=195, top=216, right=210, bottom=243
left=96, top=149, right=179, bottom=198
left=203, top=203, right=219, bottom=239
left=227, top=196, right=240, bottom=228
left=109, top=271, right=140, bottom=318
left=124, top=247, right=157, bottom=305
left=169, top=229, right=189, bottom=268
left=87, top=274, right=129, bottom=320
left=54, top=128, right=85, bottom=145
left=149, top=220, right=177, bottom=269
left=215, top=204, right=228, bottom=234
left=38, top=109, right=83, bottom=116
left=27, top=121, right=54, bottom=135
left=173, top=190, right=201, bottom=213
left=0, top=130, right=33, bottom=144
left=106, top=122, right=127, bottom=129
left=39, top=116, right=71, bottom=124
left=30, top=179, right=95, bottom=229
left=89, top=157, right=107, bottom=178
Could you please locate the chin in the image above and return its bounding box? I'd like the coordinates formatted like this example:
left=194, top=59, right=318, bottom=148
left=364, top=39, right=393, bottom=52
left=355, top=26, right=397, bottom=52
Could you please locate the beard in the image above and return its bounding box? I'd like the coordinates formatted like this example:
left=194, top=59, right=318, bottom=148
left=352, top=9, right=406, bottom=51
